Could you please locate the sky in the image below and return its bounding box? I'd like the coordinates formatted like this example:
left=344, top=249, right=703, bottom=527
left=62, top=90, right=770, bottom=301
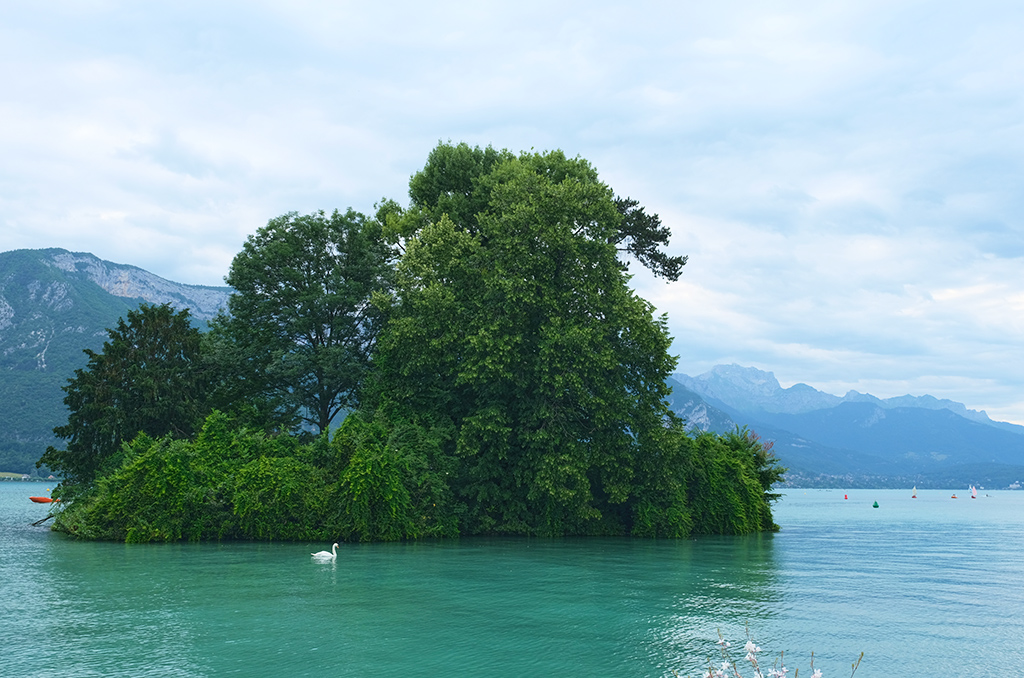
left=2, top=1, right=1023, bottom=423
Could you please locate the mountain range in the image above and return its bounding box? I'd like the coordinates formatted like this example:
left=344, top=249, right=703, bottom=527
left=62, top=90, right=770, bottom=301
left=668, top=365, right=1024, bottom=489
left=0, top=248, right=230, bottom=474
left=2, top=248, right=1021, bottom=489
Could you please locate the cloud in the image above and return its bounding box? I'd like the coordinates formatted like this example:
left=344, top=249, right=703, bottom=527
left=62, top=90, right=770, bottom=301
left=2, top=0, right=1023, bottom=421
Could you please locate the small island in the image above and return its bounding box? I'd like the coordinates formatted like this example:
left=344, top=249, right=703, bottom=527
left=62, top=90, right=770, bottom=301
left=40, top=143, right=784, bottom=543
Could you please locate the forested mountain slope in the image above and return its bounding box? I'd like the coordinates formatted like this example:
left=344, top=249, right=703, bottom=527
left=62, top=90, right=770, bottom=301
left=0, top=248, right=230, bottom=473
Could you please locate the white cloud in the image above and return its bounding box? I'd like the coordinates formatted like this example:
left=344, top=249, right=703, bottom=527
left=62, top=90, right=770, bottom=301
left=2, top=0, right=1023, bottom=422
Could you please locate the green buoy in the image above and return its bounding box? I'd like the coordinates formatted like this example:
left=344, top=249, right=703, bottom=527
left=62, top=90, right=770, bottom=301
left=872, top=501, right=879, bottom=508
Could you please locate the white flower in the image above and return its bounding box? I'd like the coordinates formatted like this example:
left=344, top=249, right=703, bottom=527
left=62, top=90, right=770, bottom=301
left=745, top=640, right=761, bottom=654
left=811, top=670, right=822, bottom=678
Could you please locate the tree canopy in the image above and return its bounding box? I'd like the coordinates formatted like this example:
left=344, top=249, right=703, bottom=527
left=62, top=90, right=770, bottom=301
left=43, top=142, right=785, bottom=542
left=210, top=208, right=393, bottom=434
left=369, top=146, right=696, bottom=535
left=398, top=141, right=686, bottom=280
left=38, top=303, right=208, bottom=498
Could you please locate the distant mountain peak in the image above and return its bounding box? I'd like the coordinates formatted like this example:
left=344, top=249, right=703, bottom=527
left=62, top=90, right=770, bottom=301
left=699, top=363, right=782, bottom=396
left=674, top=363, right=1015, bottom=430
left=677, top=364, right=840, bottom=415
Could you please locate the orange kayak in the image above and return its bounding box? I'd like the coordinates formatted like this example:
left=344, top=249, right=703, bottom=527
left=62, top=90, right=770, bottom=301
left=29, top=496, right=56, bottom=503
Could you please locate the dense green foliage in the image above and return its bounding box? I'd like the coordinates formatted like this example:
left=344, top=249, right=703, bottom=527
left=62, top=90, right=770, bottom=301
left=208, top=209, right=392, bottom=433
left=45, top=142, right=785, bottom=543
left=686, top=429, right=783, bottom=534
left=53, top=411, right=456, bottom=542
left=401, top=142, right=686, bottom=281
left=371, top=147, right=687, bottom=535
left=39, top=304, right=210, bottom=499
left=54, top=411, right=782, bottom=542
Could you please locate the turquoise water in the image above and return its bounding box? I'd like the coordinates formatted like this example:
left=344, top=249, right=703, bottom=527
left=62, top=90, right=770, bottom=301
left=3, top=484, right=1023, bottom=677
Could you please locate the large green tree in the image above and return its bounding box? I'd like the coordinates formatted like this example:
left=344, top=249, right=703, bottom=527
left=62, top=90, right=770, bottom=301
left=210, top=209, right=393, bottom=434
left=42, top=145, right=784, bottom=544
left=371, top=145, right=685, bottom=535
left=398, top=141, right=686, bottom=280
left=39, top=303, right=208, bottom=497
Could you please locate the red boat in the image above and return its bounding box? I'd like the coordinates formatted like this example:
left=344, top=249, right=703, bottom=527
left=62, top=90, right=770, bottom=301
left=29, top=496, right=55, bottom=503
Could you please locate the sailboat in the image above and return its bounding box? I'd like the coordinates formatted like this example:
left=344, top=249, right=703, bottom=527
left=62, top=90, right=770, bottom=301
left=971, top=485, right=977, bottom=499
left=911, top=486, right=917, bottom=498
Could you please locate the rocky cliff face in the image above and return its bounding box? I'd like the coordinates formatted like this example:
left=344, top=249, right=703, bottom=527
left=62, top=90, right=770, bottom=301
left=44, top=250, right=230, bottom=322
left=0, top=248, right=230, bottom=372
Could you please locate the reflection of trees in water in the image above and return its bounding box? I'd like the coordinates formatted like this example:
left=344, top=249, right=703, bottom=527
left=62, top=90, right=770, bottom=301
left=649, top=533, right=782, bottom=676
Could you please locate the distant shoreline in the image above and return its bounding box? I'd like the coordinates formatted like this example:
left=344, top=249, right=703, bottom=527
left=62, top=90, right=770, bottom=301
left=0, top=472, right=51, bottom=482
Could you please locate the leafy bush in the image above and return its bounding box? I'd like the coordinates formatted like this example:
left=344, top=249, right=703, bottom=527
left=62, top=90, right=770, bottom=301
left=55, top=436, right=197, bottom=542
left=329, top=413, right=458, bottom=541
left=686, top=428, right=782, bottom=535
left=233, top=456, right=329, bottom=541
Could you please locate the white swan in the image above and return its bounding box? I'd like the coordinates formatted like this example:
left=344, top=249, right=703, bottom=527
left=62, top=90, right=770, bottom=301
left=311, top=543, right=339, bottom=560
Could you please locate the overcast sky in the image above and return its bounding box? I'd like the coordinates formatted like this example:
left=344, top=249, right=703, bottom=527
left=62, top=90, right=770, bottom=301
left=2, top=1, right=1022, bottom=422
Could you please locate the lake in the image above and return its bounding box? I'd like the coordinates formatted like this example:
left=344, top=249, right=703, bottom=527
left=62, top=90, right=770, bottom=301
left=3, top=483, right=1023, bottom=677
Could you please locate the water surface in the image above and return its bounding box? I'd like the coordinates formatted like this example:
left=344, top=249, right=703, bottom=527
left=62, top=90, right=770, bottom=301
left=3, top=484, right=1022, bottom=676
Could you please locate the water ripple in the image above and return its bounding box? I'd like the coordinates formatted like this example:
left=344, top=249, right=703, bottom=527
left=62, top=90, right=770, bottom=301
left=3, top=486, right=1024, bottom=676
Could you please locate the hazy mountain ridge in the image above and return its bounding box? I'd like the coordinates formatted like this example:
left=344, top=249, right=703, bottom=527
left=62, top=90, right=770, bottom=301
left=663, top=377, right=735, bottom=434
left=0, top=248, right=231, bottom=474
left=675, top=363, right=1018, bottom=431
left=672, top=364, right=1024, bottom=488
left=663, top=376, right=902, bottom=483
